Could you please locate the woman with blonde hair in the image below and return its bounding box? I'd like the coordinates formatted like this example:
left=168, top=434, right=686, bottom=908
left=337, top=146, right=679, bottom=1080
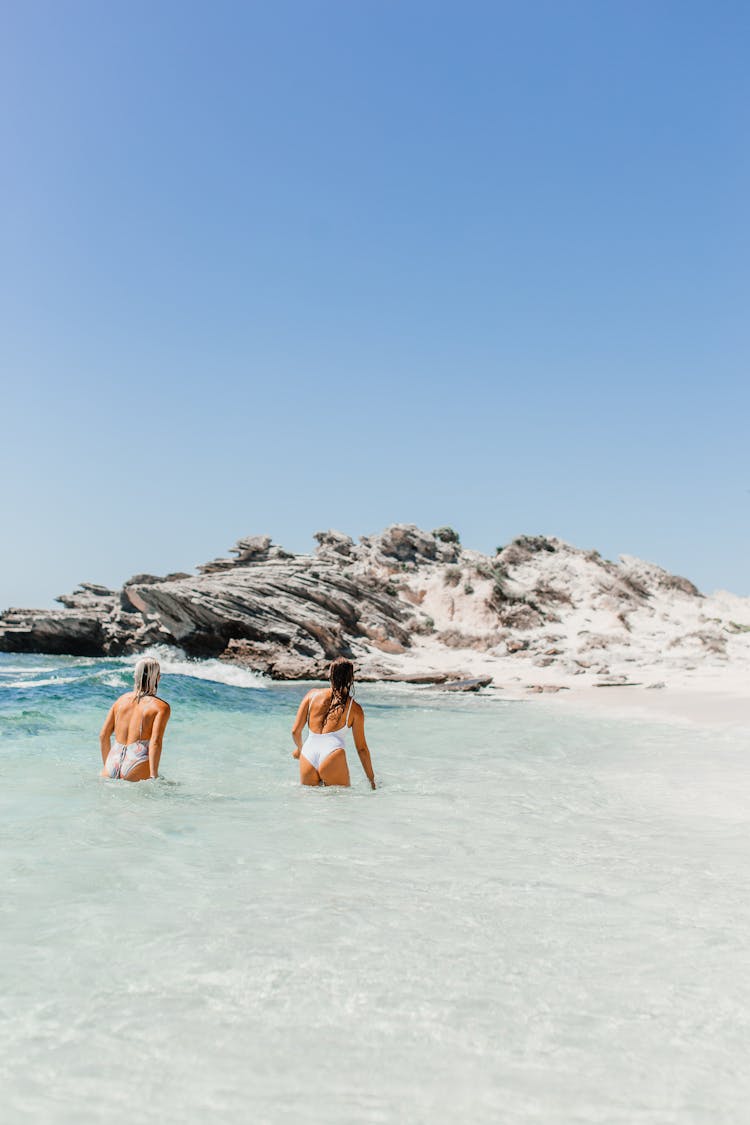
left=99, top=658, right=171, bottom=781
left=292, top=657, right=376, bottom=788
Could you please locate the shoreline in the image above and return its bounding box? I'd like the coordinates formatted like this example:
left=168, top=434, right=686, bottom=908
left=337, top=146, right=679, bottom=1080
left=2, top=644, right=748, bottom=730
left=354, top=640, right=750, bottom=729
left=522, top=684, right=750, bottom=730
left=266, top=666, right=750, bottom=731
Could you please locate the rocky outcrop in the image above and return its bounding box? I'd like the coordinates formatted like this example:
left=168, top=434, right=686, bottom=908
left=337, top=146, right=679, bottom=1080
left=0, top=606, right=109, bottom=656
left=0, top=586, right=170, bottom=655
left=1, top=523, right=747, bottom=682
left=313, top=530, right=355, bottom=559
left=359, top=524, right=461, bottom=566
left=195, top=534, right=294, bottom=574
left=129, top=556, right=410, bottom=672
left=0, top=529, right=420, bottom=673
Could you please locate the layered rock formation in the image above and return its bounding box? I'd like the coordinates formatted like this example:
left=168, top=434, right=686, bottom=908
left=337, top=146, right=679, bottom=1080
left=2, top=525, right=749, bottom=685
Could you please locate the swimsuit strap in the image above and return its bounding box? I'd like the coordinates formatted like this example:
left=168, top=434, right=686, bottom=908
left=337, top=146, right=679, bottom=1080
left=139, top=698, right=145, bottom=741
left=346, top=696, right=354, bottom=725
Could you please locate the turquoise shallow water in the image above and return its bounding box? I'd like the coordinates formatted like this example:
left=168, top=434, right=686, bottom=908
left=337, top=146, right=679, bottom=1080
left=2, top=652, right=750, bottom=1124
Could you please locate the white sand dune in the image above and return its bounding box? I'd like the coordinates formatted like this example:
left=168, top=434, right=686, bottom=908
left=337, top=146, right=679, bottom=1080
left=347, top=531, right=750, bottom=728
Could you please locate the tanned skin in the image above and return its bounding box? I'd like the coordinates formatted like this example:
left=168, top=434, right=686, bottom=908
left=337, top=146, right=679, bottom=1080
left=292, top=689, right=376, bottom=789
left=99, top=690, right=171, bottom=781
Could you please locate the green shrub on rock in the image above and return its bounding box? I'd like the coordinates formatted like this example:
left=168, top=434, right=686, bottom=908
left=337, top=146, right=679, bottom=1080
left=433, top=526, right=460, bottom=544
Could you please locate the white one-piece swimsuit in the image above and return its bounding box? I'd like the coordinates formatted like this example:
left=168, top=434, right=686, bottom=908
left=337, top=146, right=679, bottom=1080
left=301, top=695, right=354, bottom=771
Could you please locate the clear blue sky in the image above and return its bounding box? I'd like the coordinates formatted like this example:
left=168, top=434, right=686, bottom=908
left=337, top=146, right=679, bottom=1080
left=1, top=0, right=747, bottom=607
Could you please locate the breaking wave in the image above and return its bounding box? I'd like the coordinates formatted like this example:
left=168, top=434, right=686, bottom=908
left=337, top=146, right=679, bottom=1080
left=0, top=649, right=268, bottom=692
left=124, top=647, right=268, bottom=690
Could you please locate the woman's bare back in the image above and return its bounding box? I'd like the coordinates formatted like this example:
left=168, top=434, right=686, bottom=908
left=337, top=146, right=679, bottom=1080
left=113, top=692, right=168, bottom=745
left=306, top=689, right=357, bottom=735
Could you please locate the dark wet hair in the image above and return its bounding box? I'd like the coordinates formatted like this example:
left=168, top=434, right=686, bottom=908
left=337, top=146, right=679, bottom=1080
left=320, top=656, right=354, bottom=730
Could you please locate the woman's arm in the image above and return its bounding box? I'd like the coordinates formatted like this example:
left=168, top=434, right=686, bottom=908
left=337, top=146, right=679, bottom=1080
left=99, top=704, right=116, bottom=764
left=351, top=704, right=376, bottom=790
left=291, top=692, right=311, bottom=758
left=148, top=702, right=171, bottom=779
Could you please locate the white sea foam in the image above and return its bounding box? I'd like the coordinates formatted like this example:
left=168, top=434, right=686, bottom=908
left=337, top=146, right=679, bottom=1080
left=0, top=651, right=267, bottom=692
left=161, top=657, right=267, bottom=689
left=125, top=647, right=268, bottom=690
left=99, top=673, right=128, bottom=688
left=0, top=675, right=79, bottom=689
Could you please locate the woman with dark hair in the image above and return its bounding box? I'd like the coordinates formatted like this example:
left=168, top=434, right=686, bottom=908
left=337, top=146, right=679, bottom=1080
left=292, top=657, right=376, bottom=789
left=99, top=658, right=171, bottom=781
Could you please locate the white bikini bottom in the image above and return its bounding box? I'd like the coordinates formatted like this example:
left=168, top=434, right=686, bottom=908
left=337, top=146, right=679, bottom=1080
left=301, top=731, right=346, bottom=771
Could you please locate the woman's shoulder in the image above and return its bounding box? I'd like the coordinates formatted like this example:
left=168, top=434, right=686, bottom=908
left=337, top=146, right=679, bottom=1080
left=125, top=692, right=169, bottom=713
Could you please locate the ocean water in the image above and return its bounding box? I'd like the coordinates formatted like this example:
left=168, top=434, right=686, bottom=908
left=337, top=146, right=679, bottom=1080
left=2, top=652, right=750, bottom=1124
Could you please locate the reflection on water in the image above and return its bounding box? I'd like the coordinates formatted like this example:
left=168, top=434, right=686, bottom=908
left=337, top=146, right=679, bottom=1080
left=1, top=652, right=750, bottom=1124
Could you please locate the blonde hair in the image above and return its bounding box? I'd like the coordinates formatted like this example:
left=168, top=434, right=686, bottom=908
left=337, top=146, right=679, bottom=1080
left=134, top=658, right=161, bottom=701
